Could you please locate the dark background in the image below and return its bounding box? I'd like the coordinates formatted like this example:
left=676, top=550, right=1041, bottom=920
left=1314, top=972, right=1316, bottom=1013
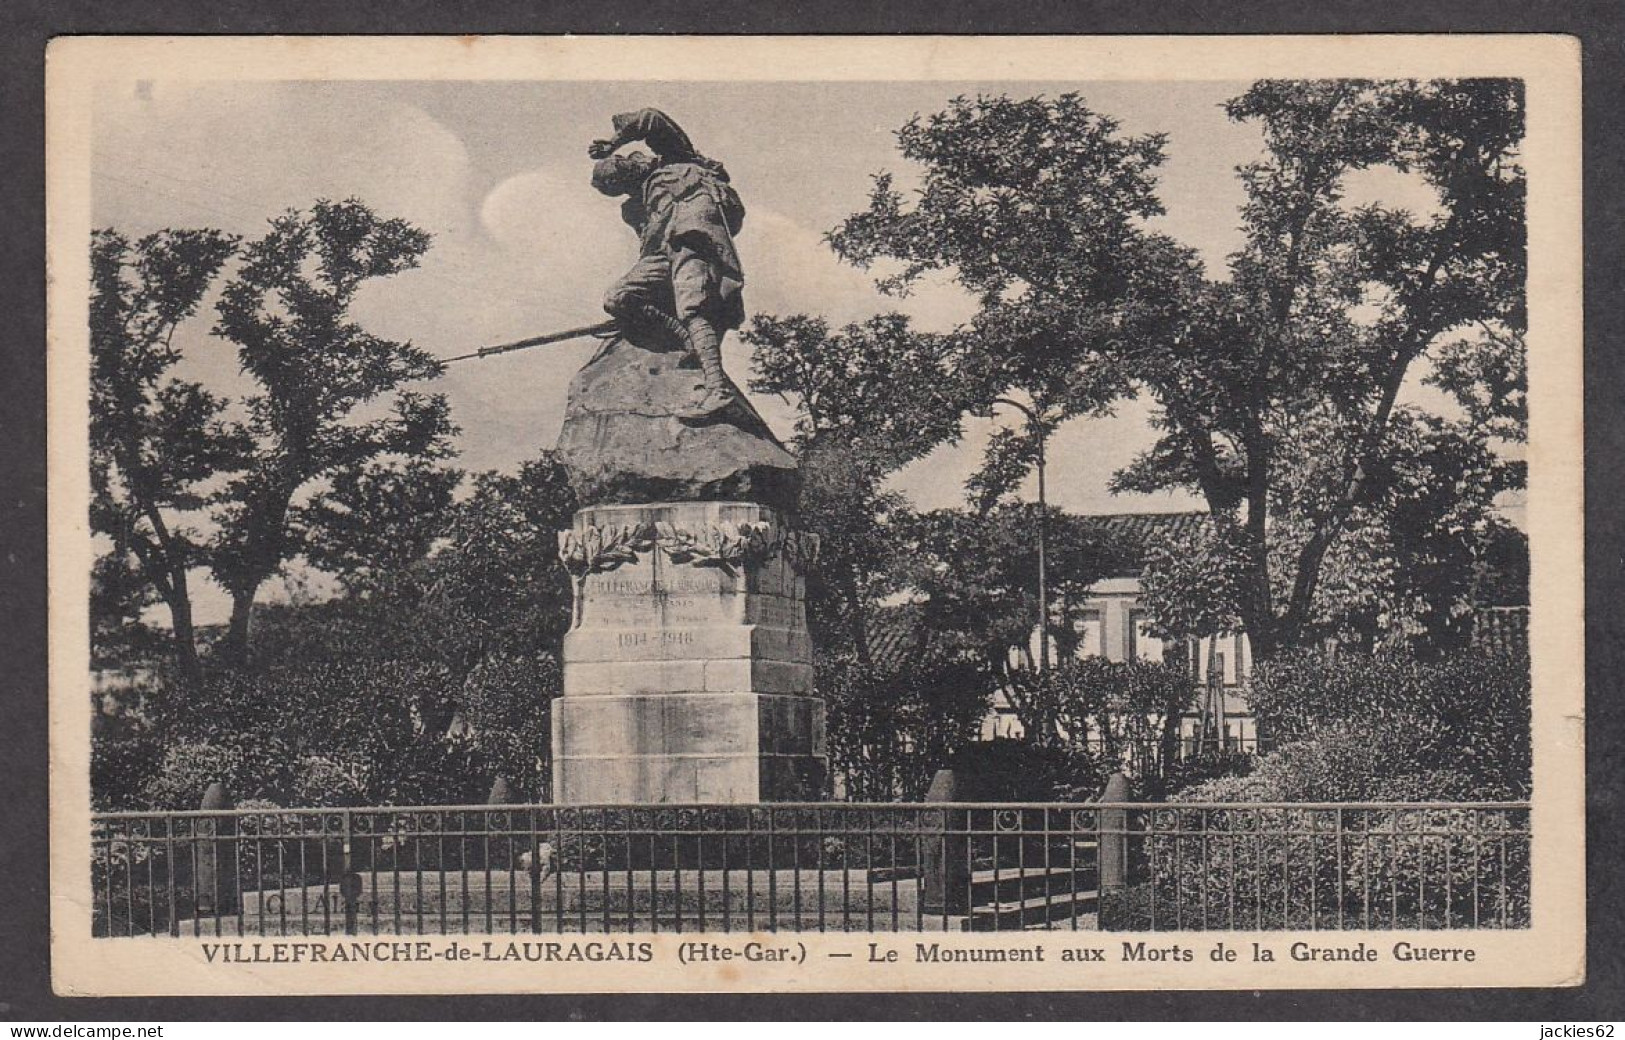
left=2, top=0, right=1620, bottom=1021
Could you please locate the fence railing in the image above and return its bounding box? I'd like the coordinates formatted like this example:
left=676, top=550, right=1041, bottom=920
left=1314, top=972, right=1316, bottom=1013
left=91, top=801, right=1529, bottom=937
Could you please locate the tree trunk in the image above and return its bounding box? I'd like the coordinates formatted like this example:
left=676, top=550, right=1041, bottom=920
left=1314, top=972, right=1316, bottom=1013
left=1234, top=537, right=1281, bottom=663
left=223, top=590, right=255, bottom=668
left=166, top=580, right=203, bottom=689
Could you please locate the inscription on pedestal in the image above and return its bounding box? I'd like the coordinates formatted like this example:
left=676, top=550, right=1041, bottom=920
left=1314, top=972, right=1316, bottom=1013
left=552, top=501, right=826, bottom=803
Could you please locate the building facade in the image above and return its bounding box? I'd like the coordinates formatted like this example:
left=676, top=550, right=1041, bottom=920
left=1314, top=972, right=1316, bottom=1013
left=981, top=511, right=1260, bottom=761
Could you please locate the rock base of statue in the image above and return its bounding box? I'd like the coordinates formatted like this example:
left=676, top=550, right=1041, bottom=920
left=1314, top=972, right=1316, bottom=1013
left=555, top=333, right=800, bottom=512
left=551, top=501, right=827, bottom=804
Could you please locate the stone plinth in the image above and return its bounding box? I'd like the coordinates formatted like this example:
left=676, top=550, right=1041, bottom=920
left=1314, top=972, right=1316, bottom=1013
left=551, top=501, right=826, bottom=804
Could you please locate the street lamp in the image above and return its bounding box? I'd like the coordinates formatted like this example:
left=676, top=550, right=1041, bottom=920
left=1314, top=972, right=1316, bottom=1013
left=991, top=396, right=1049, bottom=676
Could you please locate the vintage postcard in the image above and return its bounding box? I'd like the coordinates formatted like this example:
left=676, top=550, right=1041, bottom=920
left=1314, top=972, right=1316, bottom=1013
left=47, top=34, right=1584, bottom=995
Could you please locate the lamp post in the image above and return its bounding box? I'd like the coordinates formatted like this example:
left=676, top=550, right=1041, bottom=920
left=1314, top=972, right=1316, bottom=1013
left=992, top=396, right=1049, bottom=676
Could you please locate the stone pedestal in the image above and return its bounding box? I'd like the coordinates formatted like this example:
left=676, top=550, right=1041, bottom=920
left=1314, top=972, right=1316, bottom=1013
left=551, top=501, right=826, bottom=804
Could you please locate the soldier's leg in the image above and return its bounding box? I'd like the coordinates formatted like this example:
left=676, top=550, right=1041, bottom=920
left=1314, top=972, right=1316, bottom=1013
left=671, top=252, right=738, bottom=417
left=602, top=255, right=684, bottom=350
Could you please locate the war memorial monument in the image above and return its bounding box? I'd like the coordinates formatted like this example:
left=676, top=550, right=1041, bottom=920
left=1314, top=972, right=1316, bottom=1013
left=550, top=109, right=826, bottom=804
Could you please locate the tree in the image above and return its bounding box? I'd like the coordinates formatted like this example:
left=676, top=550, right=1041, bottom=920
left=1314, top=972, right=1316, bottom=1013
left=1117, top=79, right=1526, bottom=658
left=887, top=504, right=1126, bottom=742
left=826, top=82, right=1526, bottom=661
left=1051, top=656, right=1195, bottom=780
left=1136, top=522, right=1247, bottom=649
left=114, top=452, right=580, bottom=809
left=827, top=93, right=1175, bottom=507
left=743, top=313, right=966, bottom=663
left=416, top=455, right=578, bottom=677
left=136, top=647, right=486, bottom=808
left=209, top=198, right=456, bottom=662
left=90, top=228, right=245, bottom=685
left=303, top=458, right=464, bottom=596
left=818, top=651, right=989, bottom=801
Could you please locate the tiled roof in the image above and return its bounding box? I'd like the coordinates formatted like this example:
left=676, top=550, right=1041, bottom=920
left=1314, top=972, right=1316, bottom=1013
left=1076, top=510, right=1211, bottom=577
left=863, top=602, right=941, bottom=672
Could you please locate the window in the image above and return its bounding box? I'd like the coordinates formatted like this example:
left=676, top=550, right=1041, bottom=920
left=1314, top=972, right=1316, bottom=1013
left=1073, top=609, right=1103, bottom=659
left=1127, top=609, right=1163, bottom=663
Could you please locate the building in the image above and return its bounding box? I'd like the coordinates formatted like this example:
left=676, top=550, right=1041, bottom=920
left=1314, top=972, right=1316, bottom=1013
left=981, top=511, right=1258, bottom=760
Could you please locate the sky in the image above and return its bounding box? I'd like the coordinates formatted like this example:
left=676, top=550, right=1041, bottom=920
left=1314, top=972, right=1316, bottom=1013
left=91, top=78, right=1455, bottom=624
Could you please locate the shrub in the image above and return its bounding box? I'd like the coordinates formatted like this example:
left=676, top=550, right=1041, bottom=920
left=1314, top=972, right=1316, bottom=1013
left=91, top=734, right=164, bottom=811
left=1102, top=803, right=1529, bottom=931
left=1242, top=648, right=1531, bottom=800
left=1180, top=649, right=1531, bottom=805
left=1050, top=656, right=1195, bottom=792
left=821, top=652, right=990, bottom=802
left=947, top=738, right=1107, bottom=802
left=1148, top=749, right=1256, bottom=801
left=131, top=654, right=510, bottom=809
left=459, top=652, right=558, bottom=801
left=292, top=754, right=371, bottom=807
left=1119, top=649, right=1535, bottom=930
left=141, top=738, right=299, bottom=809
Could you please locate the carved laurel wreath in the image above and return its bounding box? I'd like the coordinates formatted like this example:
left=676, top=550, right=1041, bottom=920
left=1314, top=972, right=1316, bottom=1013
left=556, top=520, right=819, bottom=579
left=556, top=523, right=654, bottom=578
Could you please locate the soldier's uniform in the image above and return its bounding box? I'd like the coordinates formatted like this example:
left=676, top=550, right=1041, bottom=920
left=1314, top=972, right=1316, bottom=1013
left=591, top=109, right=746, bottom=419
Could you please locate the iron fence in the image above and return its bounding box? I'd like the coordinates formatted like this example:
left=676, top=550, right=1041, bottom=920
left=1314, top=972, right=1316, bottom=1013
left=91, top=801, right=1528, bottom=937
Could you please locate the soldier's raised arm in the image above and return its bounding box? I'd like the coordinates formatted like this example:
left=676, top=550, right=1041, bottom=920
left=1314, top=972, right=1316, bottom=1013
left=588, top=108, right=699, bottom=162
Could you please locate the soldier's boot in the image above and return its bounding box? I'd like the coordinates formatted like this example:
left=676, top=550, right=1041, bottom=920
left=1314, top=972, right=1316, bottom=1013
left=677, top=317, right=739, bottom=420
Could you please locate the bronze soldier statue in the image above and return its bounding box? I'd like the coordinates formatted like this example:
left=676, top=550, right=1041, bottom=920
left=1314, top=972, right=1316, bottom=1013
left=590, top=109, right=746, bottom=420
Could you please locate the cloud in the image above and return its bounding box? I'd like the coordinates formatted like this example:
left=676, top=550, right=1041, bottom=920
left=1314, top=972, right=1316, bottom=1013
left=94, top=82, right=475, bottom=237
left=737, top=205, right=978, bottom=333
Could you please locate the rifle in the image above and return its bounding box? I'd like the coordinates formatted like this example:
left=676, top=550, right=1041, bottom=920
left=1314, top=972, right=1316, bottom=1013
left=442, top=320, right=618, bottom=364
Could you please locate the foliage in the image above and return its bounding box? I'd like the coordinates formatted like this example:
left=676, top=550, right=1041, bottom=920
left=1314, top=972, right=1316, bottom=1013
left=91, top=733, right=165, bottom=812
left=90, top=227, right=245, bottom=683
left=827, top=93, right=1170, bottom=507
left=459, top=653, right=560, bottom=802
left=744, top=314, right=965, bottom=663
left=747, top=313, right=967, bottom=472
left=1270, top=408, right=1514, bottom=649
left=1049, top=656, right=1195, bottom=775
left=1180, top=648, right=1531, bottom=802
left=1129, top=642, right=1533, bottom=926
left=90, top=447, right=577, bottom=811
left=1150, top=749, right=1256, bottom=801
left=818, top=651, right=991, bottom=802
left=946, top=738, right=1106, bottom=802
left=1427, top=325, right=1527, bottom=444
left=138, top=736, right=301, bottom=810
left=1111, top=653, right=1533, bottom=927
left=209, top=198, right=456, bottom=661
left=127, top=652, right=493, bottom=809
left=1102, top=803, right=1529, bottom=931
left=302, top=458, right=463, bottom=595
left=1117, top=79, right=1527, bottom=658
left=414, top=456, right=578, bottom=674
left=1136, top=523, right=1248, bottom=643
left=885, top=505, right=1129, bottom=741
left=808, top=82, right=1527, bottom=662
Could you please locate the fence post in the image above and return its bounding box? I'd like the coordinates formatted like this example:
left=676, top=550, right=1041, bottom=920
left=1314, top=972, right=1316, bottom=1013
left=922, top=769, right=969, bottom=916
left=196, top=782, right=239, bottom=916
left=340, top=809, right=361, bottom=935
left=1099, top=772, right=1130, bottom=894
